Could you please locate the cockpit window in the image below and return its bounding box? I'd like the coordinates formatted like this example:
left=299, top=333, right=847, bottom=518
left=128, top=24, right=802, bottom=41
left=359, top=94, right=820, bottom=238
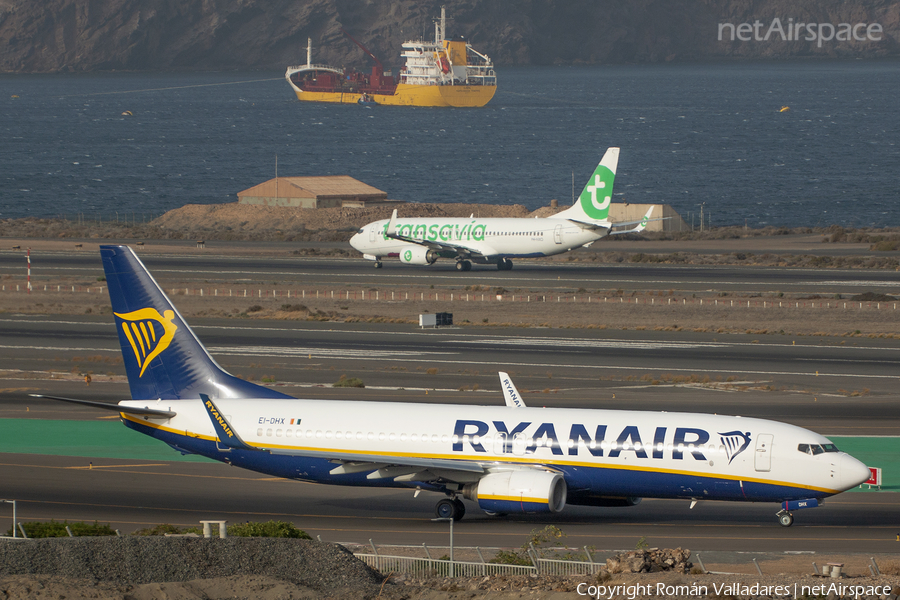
left=357, top=228, right=365, bottom=234
left=798, top=443, right=839, bottom=455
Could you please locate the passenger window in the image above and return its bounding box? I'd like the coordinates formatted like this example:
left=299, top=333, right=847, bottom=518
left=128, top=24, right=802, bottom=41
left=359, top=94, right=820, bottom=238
left=285, top=430, right=292, bottom=438
left=257, top=428, right=263, bottom=437
left=266, top=429, right=273, bottom=436
left=276, top=429, right=282, bottom=437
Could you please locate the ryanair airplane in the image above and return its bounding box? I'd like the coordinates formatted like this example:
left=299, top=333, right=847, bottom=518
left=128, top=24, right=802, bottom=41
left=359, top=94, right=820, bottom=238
left=35, top=245, right=870, bottom=526
left=349, top=147, right=656, bottom=270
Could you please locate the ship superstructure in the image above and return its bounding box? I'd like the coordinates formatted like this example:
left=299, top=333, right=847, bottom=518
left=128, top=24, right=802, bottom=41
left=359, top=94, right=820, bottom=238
left=285, top=7, right=496, bottom=107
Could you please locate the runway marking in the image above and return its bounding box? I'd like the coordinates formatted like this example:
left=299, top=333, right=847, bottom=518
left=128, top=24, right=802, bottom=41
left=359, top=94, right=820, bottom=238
left=470, top=338, right=720, bottom=350
left=208, top=350, right=900, bottom=381
left=66, top=463, right=170, bottom=469
left=0, top=461, right=279, bottom=481
left=211, top=345, right=454, bottom=358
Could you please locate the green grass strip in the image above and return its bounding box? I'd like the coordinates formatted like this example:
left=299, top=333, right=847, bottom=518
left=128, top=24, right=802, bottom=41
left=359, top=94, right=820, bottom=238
left=0, top=419, right=213, bottom=462
left=830, top=436, right=900, bottom=492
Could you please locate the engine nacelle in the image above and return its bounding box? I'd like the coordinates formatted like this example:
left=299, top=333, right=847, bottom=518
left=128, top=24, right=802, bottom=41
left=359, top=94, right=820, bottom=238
left=463, top=471, right=567, bottom=514
left=399, top=246, right=439, bottom=265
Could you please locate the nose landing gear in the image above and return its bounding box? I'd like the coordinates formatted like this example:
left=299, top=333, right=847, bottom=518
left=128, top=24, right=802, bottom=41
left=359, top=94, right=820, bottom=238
left=776, top=510, right=794, bottom=527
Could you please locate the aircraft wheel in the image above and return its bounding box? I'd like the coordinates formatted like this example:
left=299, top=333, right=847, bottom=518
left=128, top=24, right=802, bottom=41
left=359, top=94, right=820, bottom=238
left=499, top=258, right=513, bottom=270
left=435, top=498, right=464, bottom=521
left=374, top=262, right=383, bottom=269
left=456, top=260, right=472, bottom=271
left=778, top=512, right=794, bottom=527
left=452, top=497, right=466, bottom=521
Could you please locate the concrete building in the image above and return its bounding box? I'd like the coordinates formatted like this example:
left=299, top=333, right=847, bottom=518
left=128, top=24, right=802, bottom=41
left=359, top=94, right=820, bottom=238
left=237, top=176, right=390, bottom=208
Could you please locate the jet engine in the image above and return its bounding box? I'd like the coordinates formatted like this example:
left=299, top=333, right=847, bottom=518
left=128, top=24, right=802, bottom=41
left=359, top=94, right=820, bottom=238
left=463, top=470, right=567, bottom=514
left=399, top=246, right=439, bottom=265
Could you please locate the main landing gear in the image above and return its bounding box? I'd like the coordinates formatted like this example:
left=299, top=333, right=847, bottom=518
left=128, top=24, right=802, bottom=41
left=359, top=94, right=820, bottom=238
left=455, top=260, right=472, bottom=271
left=776, top=510, right=794, bottom=527
left=373, top=261, right=383, bottom=269
left=496, top=258, right=513, bottom=271
left=435, top=497, right=466, bottom=521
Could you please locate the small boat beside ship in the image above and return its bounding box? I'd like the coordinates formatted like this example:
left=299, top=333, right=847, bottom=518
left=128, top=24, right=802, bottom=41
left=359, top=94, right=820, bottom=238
left=285, top=8, right=496, bottom=108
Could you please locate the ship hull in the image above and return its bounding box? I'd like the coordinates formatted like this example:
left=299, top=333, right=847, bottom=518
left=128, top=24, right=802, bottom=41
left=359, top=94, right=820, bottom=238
left=292, top=83, right=496, bottom=108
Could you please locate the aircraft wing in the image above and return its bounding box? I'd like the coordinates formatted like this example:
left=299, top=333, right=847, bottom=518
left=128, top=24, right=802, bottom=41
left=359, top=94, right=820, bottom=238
left=608, top=206, right=668, bottom=236
left=201, top=394, right=486, bottom=483
left=384, top=209, right=497, bottom=259
left=29, top=394, right=177, bottom=418
left=569, top=206, right=667, bottom=236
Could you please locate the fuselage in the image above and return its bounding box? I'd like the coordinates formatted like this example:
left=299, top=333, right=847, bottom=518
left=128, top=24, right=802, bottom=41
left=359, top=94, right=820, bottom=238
left=121, top=398, right=870, bottom=505
left=349, top=216, right=607, bottom=261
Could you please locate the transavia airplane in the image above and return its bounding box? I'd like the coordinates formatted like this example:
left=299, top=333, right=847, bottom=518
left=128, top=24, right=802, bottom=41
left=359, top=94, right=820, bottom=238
left=35, top=246, right=871, bottom=526
left=349, top=147, right=657, bottom=271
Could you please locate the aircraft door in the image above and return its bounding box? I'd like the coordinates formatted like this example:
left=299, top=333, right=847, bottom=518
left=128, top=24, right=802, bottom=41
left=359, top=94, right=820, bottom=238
left=754, top=433, right=773, bottom=472
left=494, top=432, right=508, bottom=455
left=512, top=432, right=527, bottom=456
left=554, top=224, right=563, bottom=244
left=369, top=225, right=378, bottom=243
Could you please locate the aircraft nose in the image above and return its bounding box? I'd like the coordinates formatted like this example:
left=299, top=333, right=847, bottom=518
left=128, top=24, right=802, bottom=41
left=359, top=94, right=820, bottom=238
left=840, top=453, right=871, bottom=490
left=349, top=233, right=362, bottom=251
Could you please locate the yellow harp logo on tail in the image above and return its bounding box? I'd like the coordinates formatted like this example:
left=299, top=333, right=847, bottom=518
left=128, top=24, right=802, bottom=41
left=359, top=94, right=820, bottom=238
left=114, top=308, right=178, bottom=377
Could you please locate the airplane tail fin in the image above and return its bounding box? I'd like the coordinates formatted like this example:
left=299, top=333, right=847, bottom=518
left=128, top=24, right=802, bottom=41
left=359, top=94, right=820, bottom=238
left=100, top=245, right=292, bottom=401
left=556, top=147, right=620, bottom=223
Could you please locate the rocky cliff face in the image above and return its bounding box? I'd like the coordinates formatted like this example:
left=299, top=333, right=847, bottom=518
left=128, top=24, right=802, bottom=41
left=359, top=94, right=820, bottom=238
left=0, top=0, right=897, bottom=72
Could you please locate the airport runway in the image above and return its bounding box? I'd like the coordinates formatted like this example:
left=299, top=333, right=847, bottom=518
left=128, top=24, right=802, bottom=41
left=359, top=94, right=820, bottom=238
left=1, top=315, right=898, bottom=552
left=2, top=248, right=899, bottom=296
left=1, top=250, right=898, bottom=553
left=0, top=453, right=895, bottom=554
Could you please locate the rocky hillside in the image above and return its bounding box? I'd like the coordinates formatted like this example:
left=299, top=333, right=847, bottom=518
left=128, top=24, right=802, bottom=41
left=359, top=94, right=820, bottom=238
left=0, top=0, right=897, bottom=72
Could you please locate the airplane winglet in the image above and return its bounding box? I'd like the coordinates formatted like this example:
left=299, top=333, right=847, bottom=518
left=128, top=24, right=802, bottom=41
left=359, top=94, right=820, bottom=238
left=498, top=372, right=526, bottom=408
left=200, top=393, right=258, bottom=451
left=386, top=209, right=399, bottom=237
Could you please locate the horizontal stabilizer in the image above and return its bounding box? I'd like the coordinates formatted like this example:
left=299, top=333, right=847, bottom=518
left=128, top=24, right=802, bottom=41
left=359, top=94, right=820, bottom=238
left=29, top=394, right=176, bottom=418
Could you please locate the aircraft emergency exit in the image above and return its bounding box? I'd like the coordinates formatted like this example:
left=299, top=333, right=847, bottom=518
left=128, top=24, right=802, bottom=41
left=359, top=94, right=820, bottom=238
left=349, top=147, right=657, bottom=270
left=34, top=246, right=871, bottom=525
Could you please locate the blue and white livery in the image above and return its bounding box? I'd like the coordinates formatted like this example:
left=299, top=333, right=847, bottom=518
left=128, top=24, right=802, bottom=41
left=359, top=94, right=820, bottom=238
left=34, top=245, right=871, bottom=526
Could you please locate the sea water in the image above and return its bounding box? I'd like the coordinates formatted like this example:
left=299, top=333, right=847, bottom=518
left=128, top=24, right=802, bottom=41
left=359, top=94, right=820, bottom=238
left=1, top=61, right=898, bottom=227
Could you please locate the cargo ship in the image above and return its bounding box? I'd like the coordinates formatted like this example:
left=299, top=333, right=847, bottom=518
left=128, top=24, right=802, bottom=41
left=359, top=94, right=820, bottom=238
left=284, top=8, right=496, bottom=108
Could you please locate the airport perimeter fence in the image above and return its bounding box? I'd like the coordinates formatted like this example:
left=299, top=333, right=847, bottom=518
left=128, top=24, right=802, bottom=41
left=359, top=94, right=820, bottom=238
left=0, top=283, right=898, bottom=312
left=354, top=553, right=604, bottom=578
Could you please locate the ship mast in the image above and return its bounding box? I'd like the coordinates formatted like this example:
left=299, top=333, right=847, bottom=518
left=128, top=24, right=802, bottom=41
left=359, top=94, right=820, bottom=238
left=435, top=6, right=446, bottom=43
left=306, top=38, right=312, bottom=67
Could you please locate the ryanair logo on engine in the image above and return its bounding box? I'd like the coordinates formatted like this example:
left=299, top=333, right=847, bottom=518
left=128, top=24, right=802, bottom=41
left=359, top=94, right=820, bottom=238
left=114, top=308, right=178, bottom=377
